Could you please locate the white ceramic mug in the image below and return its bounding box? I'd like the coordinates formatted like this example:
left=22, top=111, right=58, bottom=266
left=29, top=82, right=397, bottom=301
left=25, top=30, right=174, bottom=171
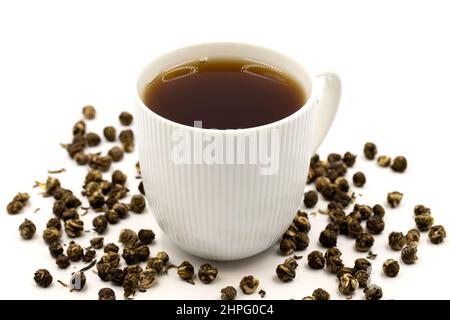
left=136, top=43, right=340, bottom=260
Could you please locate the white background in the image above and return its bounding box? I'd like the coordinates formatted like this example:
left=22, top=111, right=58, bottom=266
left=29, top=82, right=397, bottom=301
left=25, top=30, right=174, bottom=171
left=0, top=0, right=449, bottom=300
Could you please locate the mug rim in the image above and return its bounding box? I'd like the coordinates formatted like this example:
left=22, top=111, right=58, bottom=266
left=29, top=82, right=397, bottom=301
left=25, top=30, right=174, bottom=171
left=135, top=42, right=317, bottom=133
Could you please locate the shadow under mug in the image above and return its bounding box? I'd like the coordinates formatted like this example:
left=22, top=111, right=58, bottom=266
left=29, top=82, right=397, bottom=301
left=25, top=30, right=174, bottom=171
left=135, top=42, right=340, bottom=260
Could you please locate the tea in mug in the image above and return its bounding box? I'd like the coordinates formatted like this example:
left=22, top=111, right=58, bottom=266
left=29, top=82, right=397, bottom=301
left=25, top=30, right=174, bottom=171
left=142, top=57, right=306, bottom=129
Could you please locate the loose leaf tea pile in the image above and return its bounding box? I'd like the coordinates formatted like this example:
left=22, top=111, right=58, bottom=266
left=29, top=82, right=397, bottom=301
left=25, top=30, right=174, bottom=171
left=273, top=141, right=446, bottom=300
left=5, top=106, right=447, bottom=300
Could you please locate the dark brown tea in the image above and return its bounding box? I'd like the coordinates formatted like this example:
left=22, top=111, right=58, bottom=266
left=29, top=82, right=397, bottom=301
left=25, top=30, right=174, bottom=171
left=142, top=57, right=307, bottom=129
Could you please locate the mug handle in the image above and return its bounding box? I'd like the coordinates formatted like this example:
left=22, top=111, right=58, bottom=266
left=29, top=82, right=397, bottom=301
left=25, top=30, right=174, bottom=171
left=311, top=72, right=342, bottom=153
